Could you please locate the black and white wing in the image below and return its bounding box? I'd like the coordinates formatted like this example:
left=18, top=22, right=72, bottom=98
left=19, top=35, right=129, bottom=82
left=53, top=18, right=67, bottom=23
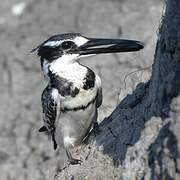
left=40, top=86, right=60, bottom=150
left=95, top=75, right=102, bottom=108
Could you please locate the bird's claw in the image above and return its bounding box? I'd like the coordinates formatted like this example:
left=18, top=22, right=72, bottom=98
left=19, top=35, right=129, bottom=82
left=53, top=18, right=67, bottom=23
left=68, top=158, right=82, bottom=165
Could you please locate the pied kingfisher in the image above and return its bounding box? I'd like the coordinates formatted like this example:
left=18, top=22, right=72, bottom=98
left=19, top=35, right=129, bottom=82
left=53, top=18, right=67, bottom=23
left=32, top=33, right=143, bottom=164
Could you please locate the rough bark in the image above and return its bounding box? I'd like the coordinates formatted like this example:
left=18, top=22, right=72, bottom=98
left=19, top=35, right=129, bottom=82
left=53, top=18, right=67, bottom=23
left=56, top=0, right=180, bottom=179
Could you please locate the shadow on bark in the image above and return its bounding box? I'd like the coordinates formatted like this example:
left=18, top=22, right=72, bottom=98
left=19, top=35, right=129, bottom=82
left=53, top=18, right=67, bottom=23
left=93, top=0, right=180, bottom=168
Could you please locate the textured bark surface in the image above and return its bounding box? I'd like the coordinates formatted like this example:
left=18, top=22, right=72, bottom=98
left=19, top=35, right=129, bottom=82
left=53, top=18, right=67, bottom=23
left=56, top=0, right=180, bottom=179
left=1, top=0, right=180, bottom=180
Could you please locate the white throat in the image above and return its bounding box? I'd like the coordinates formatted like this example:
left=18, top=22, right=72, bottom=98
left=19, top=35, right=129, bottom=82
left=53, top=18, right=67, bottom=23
left=48, top=57, right=88, bottom=88
left=56, top=54, right=79, bottom=64
left=48, top=54, right=78, bottom=73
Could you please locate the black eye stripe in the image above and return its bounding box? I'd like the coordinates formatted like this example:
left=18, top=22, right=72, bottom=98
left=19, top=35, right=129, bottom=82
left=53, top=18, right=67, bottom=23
left=37, top=40, right=78, bottom=61
left=38, top=46, right=63, bottom=61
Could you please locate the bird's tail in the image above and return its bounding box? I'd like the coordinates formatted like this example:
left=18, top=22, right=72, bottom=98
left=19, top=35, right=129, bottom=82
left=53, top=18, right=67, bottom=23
left=39, top=125, right=48, bottom=132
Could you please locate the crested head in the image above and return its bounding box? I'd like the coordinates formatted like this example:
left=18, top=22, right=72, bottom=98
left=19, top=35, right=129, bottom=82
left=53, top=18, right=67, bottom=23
left=31, top=33, right=89, bottom=63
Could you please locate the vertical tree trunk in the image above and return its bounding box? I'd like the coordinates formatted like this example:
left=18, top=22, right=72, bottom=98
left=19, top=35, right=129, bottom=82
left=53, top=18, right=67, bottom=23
left=56, top=0, right=180, bottom=179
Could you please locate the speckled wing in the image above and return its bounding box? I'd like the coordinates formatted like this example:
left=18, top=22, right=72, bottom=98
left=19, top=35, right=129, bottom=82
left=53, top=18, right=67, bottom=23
left=40, top=86, right=60, bottom=150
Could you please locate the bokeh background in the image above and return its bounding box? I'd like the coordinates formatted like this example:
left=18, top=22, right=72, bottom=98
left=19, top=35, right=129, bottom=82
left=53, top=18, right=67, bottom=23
left=0, top=0, right=163, bottom=179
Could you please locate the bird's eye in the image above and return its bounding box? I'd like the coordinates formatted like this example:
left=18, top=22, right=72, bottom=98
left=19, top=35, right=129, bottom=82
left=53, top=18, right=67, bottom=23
left=61, top=41, right=73, bottom=50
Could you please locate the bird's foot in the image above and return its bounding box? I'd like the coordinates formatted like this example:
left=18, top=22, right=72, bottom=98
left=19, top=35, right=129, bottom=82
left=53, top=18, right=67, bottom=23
left=68, top=158, right=82, bottom=165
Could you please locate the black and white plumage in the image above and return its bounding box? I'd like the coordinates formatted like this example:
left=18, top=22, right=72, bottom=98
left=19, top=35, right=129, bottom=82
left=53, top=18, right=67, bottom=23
left=39, top=86, right=60, bottom=150
left=32, top=33, right=143, bottom=164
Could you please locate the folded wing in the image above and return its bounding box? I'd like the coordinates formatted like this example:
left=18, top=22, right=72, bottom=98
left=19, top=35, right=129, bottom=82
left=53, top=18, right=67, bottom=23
left=40, top=86, right=60, bottom=150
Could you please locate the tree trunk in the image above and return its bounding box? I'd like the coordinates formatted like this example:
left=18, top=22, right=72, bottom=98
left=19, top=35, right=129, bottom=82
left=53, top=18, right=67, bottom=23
left=56, top=0, right=180, bottom=179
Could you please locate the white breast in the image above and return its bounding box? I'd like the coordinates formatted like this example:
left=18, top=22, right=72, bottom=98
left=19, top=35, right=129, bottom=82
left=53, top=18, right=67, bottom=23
left=48, top=59, right=98, bottom=109
left=50, top=60, right=87, bottom=87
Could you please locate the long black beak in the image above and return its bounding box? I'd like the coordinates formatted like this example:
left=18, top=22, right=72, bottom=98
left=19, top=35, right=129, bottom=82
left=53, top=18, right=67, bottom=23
left=79, top=38, right=144, bottom=55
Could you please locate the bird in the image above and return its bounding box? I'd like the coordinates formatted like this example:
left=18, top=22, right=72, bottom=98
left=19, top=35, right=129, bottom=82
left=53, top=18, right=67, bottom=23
left=31, top=33, right=144, bottom=165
